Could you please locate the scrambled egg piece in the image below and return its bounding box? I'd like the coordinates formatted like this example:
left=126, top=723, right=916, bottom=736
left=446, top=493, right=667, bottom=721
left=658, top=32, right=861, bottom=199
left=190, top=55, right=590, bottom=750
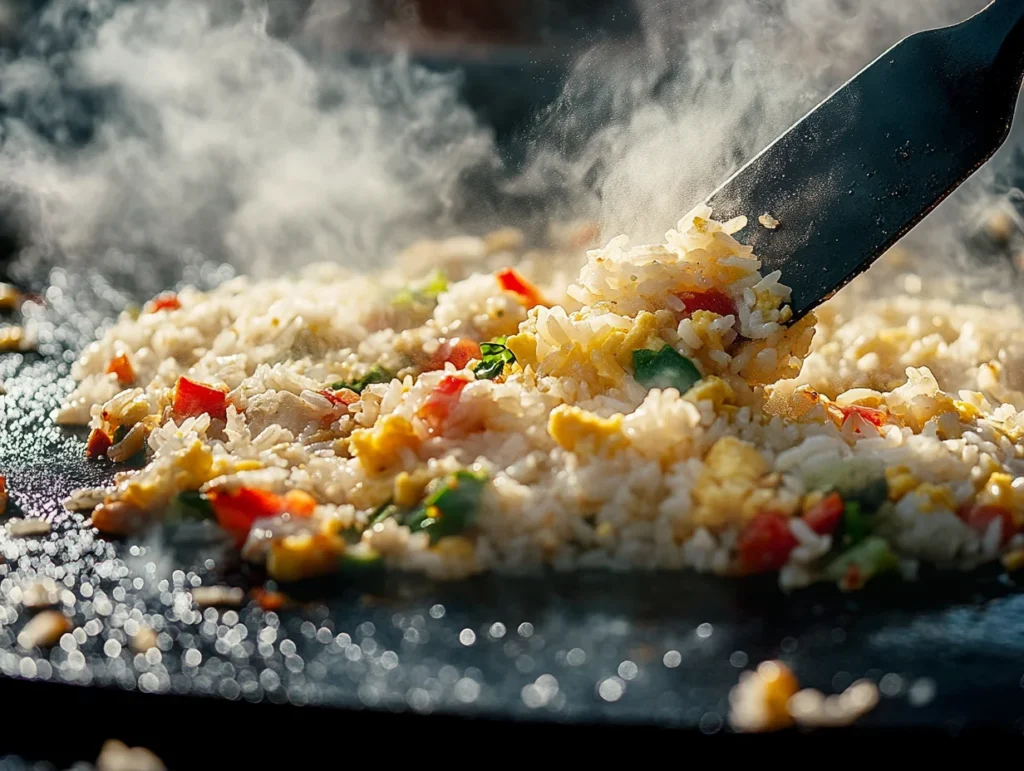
left=393, top=469, right=432, bottom=508
left=615, top=311, right=661, bottom=368
left=911, top=482, right=956, bottom=513
left=548, top=405, right=627, bottom=456
left=885, top=466, right=917, bottom=501
left=977, top=472, right=1022, bottom=521
left=350, top=415, right=421, bottom=474
left=684, top=376, right=735, bottom=409
left=504, top=331, right=537, bottom=370
left=267, top=533, right=346, bottom=582
left=122, top=442, right=215, bottom=510
left=685, top=437, right=770, bottom=535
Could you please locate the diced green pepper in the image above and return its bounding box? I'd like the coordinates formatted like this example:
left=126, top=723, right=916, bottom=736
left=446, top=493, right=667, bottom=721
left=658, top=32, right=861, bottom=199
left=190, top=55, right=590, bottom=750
left=330, top=365, right=392, bottom=394
left=368, top=501, right=401, bottom=528
left=165, top=490, right=215, bottom=523
left=473, top=337, right=516, bottom=380
left=823, top=536, right=899, bottom=589
left=406, top=470, right=487, bottom=543
left=632, top=345, right=702, bottom=393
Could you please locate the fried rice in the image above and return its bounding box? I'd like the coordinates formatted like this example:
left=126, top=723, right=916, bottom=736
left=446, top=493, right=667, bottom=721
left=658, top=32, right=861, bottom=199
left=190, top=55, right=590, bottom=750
left=56, top=205, right=1024, bottom=590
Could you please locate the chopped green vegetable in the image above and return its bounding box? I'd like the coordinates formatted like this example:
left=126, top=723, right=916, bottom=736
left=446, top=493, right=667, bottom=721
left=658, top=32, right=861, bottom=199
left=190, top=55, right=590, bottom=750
left=632, top=345, right=702, bottom=393
left=841, top=501, right=867, bottom=546
left=406, top=470, right=487, bottom=543
left=330, top=365, right=392, bottom=394
left=391, top=270, right=449, bottom=308
left=340, top=542, right=383, bottom=571
left=368, top=501, right=401, bottom=528
left=802, top=456, right=888, bottom=511
left=473, top=337, right=516, bottom=380
left=823, top=536, right=899, bottom=589
left=165, top=491, right=215, bottom=523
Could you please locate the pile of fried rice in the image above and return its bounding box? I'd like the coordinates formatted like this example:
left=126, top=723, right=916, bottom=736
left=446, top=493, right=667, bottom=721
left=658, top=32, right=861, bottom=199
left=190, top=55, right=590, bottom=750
left=57, top=205, right=1024, bottom=590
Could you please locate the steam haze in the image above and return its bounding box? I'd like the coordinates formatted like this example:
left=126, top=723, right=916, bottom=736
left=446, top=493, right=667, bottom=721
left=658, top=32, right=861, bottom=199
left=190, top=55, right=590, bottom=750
left=0, top=0, right=1015, bottom=283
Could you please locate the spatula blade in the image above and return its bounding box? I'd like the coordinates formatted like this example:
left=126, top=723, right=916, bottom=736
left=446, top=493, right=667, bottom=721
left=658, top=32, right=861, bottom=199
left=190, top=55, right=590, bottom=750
left=705, top=1, right=1024, bottom=320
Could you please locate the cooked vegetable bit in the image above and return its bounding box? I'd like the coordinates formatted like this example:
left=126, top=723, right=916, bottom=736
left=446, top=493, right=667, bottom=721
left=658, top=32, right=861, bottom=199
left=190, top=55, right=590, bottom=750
left=406, top=470, right=487, bottom=543
left=391, top=269, right=448, bottom=308
left=172, top=376, right=228, bottom=421
left=86, top=428, right=113, bottom=460
left=632, top=345, right=702, bottom=393
left=329, top=365, right=392, bottom=394
left=496, top=267, right=545, bottom=309
left=823, top=536, right=899, bottom=591
left=473, top=337, right=516, bottom=380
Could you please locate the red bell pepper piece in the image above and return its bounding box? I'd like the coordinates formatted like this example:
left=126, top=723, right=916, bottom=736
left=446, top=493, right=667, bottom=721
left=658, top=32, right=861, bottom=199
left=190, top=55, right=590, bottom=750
left=173, top=377, right=228, bottom=421
left=149, top=292, right=181, bottom=313
left=803, top=492, right=844, bottom=536
left=497, top=268, right=544, bottom=309
left=676, top=289, right=737, bottom=318
left=958, top=502, right=1017, bottom=545
left=737, top=512, right=799, bottom=574
left=417, top=376, right=469, bottom=433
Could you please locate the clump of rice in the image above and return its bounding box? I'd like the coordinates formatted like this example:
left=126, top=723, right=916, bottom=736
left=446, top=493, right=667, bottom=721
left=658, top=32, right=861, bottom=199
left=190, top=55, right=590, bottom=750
left=57, top=206, right=1024, bottom=589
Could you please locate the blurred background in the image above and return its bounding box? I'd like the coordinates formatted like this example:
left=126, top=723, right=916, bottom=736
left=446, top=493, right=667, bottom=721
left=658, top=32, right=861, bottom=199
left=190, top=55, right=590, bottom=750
left=0, top=0, right=1020, bottom=285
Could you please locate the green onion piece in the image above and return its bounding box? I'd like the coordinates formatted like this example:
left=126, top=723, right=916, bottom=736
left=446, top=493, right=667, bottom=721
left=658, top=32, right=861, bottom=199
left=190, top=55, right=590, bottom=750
left=841, top=501, right=867, bottom=546
left=330, top=365, right=392, bottom=394
left=369, top=501, right=401, bottom=528
left=406, top=470, right=487, bottom=543
left=632, top=345, right=702, bottom=393
left=390, top=270, right=448, bottom=308
left=419, top=270, right=448, bottom=300
left=473, top=337, right=516, bottom=380
left=166, top=491, right=215, bottom=523
left=823, top=536, right=899, bottom=588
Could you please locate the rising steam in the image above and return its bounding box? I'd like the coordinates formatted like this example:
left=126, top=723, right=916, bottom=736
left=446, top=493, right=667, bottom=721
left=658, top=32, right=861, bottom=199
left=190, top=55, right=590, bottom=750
left=0, top=0, right=1017, bottom=287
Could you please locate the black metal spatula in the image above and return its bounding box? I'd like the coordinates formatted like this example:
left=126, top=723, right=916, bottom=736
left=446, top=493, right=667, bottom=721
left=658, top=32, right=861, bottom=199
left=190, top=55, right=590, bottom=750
left=705, top=0, right=1024, bottom=320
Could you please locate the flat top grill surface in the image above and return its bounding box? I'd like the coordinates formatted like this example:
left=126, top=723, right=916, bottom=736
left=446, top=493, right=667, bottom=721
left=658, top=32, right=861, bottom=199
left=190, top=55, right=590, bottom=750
left=1, top=260, right=1024, bottom=755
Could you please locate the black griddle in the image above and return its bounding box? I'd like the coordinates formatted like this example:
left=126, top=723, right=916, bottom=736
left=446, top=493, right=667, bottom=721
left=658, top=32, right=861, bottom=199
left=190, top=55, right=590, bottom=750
left=2, top=250, right=1024, bottom=768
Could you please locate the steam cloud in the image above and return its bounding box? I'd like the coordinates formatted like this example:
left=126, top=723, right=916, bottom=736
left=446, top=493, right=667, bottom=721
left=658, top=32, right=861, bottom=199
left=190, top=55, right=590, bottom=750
left=0, top=0, right=1017, bottom=286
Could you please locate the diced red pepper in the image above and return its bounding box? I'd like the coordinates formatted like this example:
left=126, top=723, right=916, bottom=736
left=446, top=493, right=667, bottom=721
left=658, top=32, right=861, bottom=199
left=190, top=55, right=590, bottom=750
left=320, top=388, right=360, bottom=407
left=497, top=268, right=545, bottom=309
left=676, top=289, right=737, bottom=318
left=737, top=512, right=799, bottom=574
left=417, top=375, right=469, bottom=433
left=426, top=338, right=482, bottom=371
left=86, top=428, right=113, bottom=460
left=173, top=376, right=228, bottom=421
left=0, top=476, right=7, bottom=514
left=804, top=492, right=844, bottom=535
left=958, top=503, right=1018, bottom=545
left=838, top=404, right=887, bottom=427
left=106, top=354, right=135, bottom=385
left=209, top=487, right=318, bottom=546
left=148, top=292, right=181, bottom=313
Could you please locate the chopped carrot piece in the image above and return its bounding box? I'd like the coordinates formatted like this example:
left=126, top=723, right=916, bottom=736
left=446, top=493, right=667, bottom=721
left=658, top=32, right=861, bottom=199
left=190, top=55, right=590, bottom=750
left=86, top=429, right=113, bottom=460
left=320, top=388, right=360, bottom=407
left=838, top=404, right=887, bottom=427
left=283, top=490, right=317, bottom=517
left=426, top=338, right=482, bottom=371
left=105, top=354, right=135, bottom=385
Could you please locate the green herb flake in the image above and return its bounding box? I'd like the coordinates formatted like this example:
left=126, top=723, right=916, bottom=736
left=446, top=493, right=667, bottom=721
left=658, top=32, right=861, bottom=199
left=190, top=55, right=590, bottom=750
left=330, top=365, right=393, bottom=394
left=406, top=470, right=487, bottom=543
left=473, top=336, right=516, bottom=380
left=632, top=345, right=702, bottom=393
